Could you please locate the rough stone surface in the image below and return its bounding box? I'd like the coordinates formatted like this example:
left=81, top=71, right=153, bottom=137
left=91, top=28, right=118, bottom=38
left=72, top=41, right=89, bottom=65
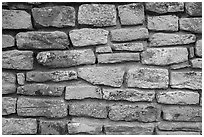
left=156, top=131, right=200, bottom=135
left=156, top=90, right=200, bottom=105
left=65, top=85, right=102, bottom=100
left=2, top=118, right=37, bottom=135
left=162, top=106, right=202, bottom=121
left=2, top=97, right=17, bottom=115
left=17, top=84, right=65, bottom=96
left=189, top=47, right=195, bottom=58
left=170, top=71, right=202, bottom=90
left=195, top=40, right=202, bottom=57
left=126, top=67, right=169, bottom=89
left=78, top=66, right=124, bottom=87
left=158, top=121, right=202, bottom=131
left=141, top=47, right=188, bottom=65
left=17, top=97, right=68, bottom=118
left=78, top=4, right=116, bottom=26
left=32, top=6, right=75, bottom=27
left=69, top=101, right=108, bottom=118
left=118, top=3, right=144, bottom=25
left=147, top=15, right=178, bottom=31
left=190, top=58, right=202, bottom=69
left=98, top=53, right=140, bottom=64
left=109, top=103, right=160, bottom=122
left=2, top=35, right=15, bottom=48
left=149, top=33, right=196, bottom=47
left=17, top=73, right=25, bottom=85
left=180, top=18, right=202, bottom=33
left=3, top=50, right=33, bottom=70
left=145, top=2, right=184, bottom=14
left=2, top=9, right=32, bottom=29
left=111, top=28, right=149, bottom=42
left=26, top=70, right=77, bottom=82
left=39, top=120, right=67, bottom=135
left=16, top=31, right=69, bottom=49
left=2, top=72, right=16, bottom=94
left=36, top=49, right=95, bottom=68
left=170, top=61, right=190, bottom=70
left=96, top=45, right=112, bottom=53
left=185, top=2, right=202, bottom=16
left=69, top=28, right=108, bottom=47
left=103, top=88, right=155, bottom=102
left=112, top=42, right=146, bottom=51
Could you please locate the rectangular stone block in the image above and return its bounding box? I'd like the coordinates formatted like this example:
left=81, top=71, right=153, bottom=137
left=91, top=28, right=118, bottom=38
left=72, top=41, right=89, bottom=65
left=98, top=53, right=140, bottom=64
left=148, top=15, right=178, bottom=31
left=180, top=18, right=202, bottom=33
left=3, top=50, right=33, bottom=70
left=16, top=31, right=69, bottom=49
left=17, top=73, right=25, bottom=85
left=112, top=42, right=146, bottom=52
left=126, top=67, right=169, bottom=89
left=32, top=6, right=75, bottom=27
left=190, top=58, right=202, bottom=69
left=162, top=106, right=202, bottom=122
left=2, top=97, right=17, bottom=115
left=96, top=45, right=112, bottom=53
left=69, top=28, right=108, bottom=47
left=109, top=103, right=160, bottom=122
left=78, top=4, right=116, bottom=26
left=111, top=28, right=149, bottom=42
left=65, top=85, right=102, bottom=100
left=103, top=88, right=155, bottom=102
left=149, top=33, right=196, bottom=47
left=2, top=72, right=16, bottom=94
left=2, top=9, right=32, bottom=29
left=17, top=84, right=65, bottom=96
left=170, top=61, right=190, bottom=70
left=78, top=66, right=125, bottom=87
left=185, top=2, right=202, bottom=16
left=195, top=40, right=202, bottom=57
left=170, top=71, right=202, bottom=90
left=141, top=47, right=188, bottom=65
left=36, top=49, right=95, bottom=68
left=156, top=131, right=200, bottom=135
left=17, top=97, right=68, bottom=118
left=2, top=118, right=37, bottom=135
left=2, top=35, right=15, bottom=48
left=26, top=69, right=77, bottom=82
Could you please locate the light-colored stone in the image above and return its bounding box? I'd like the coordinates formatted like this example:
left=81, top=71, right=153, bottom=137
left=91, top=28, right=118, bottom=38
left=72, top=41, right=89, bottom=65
left=2, top=97, right=17, bottom=115
left=170, top=71, right=202, bottom=90
left=148, top=15, right=178, bottom=31
left=195, top=40, right=202, bottom=57
left=2, top=72, right=16, bottom=94
left=17, top=73, right=25, bottom=85
left=2, top=35, right=15, bottom=48
left=170, top=61, right=190, bottom=69
left=126, top=67, right=169, bottom=89
left=156, top=131, right=200, bottom=135
left=190, top=58, right=202, bottom=68
left=180, top=18, right=202, bottom=33
left=185, top=2, right=202, bottom=16
left=96, top=45, right=112, bottom=53
left=112, top=42, right=146, bottom=51
left=189, top=47, right=195, bottom=58
left=78, top=66, right=125, bottom=87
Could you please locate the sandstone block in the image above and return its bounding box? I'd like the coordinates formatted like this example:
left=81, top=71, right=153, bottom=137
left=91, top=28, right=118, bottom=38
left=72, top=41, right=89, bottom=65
left=195, top=40, right=202, bottom=57
left=185, top=2, right=202, bottom=16
left=2, top=97, right=17, bottom=115
left=2, top=35, right=15, bottom=48
left=112, top=42, right=146, bottom=51
left=2, top=72, right=16, bottom=94
left=190, top=58, right=202, bottom=68
left=180, top=18, right=202, bottom=33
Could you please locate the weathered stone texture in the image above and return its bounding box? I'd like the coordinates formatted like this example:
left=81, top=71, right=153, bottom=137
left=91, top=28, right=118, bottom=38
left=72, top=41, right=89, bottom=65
left=39, top=120, right=67, bottom=135
left=17, top=73, right=25, bottom=85
left=98, top=53, right=140, bottom=64
left=156, top=131, right=200, bottom=135
left=2, top=72, right=16, bottom=94
left=126, top=67, right=169, bottom=89
left=145, top=2, right=184, bottom=14
left=156, top=90, right=199, bottom=105
left=78, top=66, right=124, bottom=87
left=2, top=97, right=17, bottom=115
left=78, top=4, right=116, bottom=26
left=109, top=103, right=160, bottom=122
left=2, top=118, right=37, bottom=135
left=195, top=39, right=202, bottom=57
left=162, top=106, right=202, bottom=121
left=36, top=49, right=95, bottom=68
left=111, top=28, right=149, bottom=42
left=69, top=101, right=108, bottom=118
left=180, top=18, right=202, bottom=33
left=189, top=47, right=195, bottom=58
left=26, top=70, right=77, bottom=82
left=3, top=50, right=33, bottom=70
left=118, top=3, right=144, bottom=25
left=103, top=88, right=155, bottom=102
left=147, top=15, right=178, bottom=31
left=2, top=35, right=15, bottom=48
left=2, top=9, right=32, bottom=29
left=170, top=71, right=202, bottom=90
left=69, top=28, right=108, bottom=47
left=190, top=58, right=202, bottom=69
left=149, top=33, right=196, bottom=47
left=65, top=85, right=102, bottom=100
left=185, top=2, right=202, bottom=16
left=141, top=47, right=188, bottom=65
left=32, top=6, right=75, bottom=27
left=112, top=42, right=146, bottom=51
left=96, top=45, right=112, bottom=53
left=16, top=31, right=69, bottom=49
left=17, top=97, right=67, bottom=118
left=17, top=84, right=65, bottom=96
left=170, top=61, right=190, bottom=70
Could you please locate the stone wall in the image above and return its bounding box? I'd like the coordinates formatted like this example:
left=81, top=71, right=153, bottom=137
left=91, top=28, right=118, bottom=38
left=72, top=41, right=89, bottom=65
left=2, top=2, right=202, bottom=135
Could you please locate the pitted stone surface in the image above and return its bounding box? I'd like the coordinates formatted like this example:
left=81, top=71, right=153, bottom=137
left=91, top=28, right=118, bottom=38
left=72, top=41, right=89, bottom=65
left=17, top=73, right=25, bottom=85
left=2, top=35, right=15, bottom=48
left=112, top=42, right=146, bottom=51
left=2, top=97, right=17, bottom=115
left=2, top=72, right=16, bottom=94
left=195, top=39, right=202, bottom=57
left=190, top=58, right=202, bottom=69
left=185, top=2, right=202, bottom=16
left=180, top=18, right=202, bottom=33
left=96, top=45, right=112, bottom=53
left=156, top=131, right=200, bottom=135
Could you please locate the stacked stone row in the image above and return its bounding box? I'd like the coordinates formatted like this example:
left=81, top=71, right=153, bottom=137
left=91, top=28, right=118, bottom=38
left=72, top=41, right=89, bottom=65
left=2, top=2, right=202, bottom=135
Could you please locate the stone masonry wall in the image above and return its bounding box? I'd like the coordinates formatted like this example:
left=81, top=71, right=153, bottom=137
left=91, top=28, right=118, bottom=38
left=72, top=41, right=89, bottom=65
left=2, top=2, right=202, bottom=135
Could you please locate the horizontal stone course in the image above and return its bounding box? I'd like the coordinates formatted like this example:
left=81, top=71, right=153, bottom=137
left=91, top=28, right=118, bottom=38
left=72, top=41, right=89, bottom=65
left=112, top=42, right=146, bottom=51
left=156, top=131, right=200, bottom=135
